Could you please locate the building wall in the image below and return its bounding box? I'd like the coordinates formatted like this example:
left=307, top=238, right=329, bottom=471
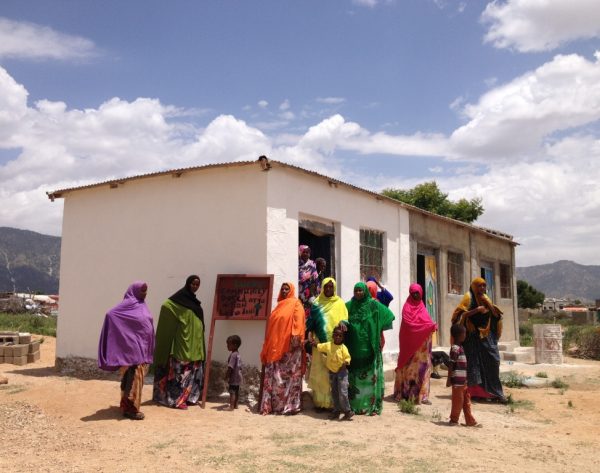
left=57, top=166, right=269, bottom=363
left=265, top=165, right=411, bottom=357
left=408, top=212, right=518, bottom=346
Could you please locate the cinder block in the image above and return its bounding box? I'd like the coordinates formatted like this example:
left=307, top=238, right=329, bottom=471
left=6, top=344, right=28, bottom=357
left=28, top=340, right=41, bottom=354
left=3, top=355, right=13, bottom=364
left=18, top=333, right=32, bottom=344
left=0, top=356, right=4, bottom=363
left=0, top=335, right=18, bottom=344
left=0, top=345, right=6, bottom=356
left=11, top=355, right=27, bottom=366
left=27, top=351, right=40, bottom=363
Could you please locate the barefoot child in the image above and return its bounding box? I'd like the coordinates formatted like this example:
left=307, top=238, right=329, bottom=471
left=447, top=324, right=480, bottom=427
left=225, top=335, right=242, bottom=410
left=313, top=326, right=354, bottom=421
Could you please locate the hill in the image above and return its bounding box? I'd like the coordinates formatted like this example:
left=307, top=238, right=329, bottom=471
left=0, top=227, right=61, bottom=294
left=517, top=260, right=600, bottom=301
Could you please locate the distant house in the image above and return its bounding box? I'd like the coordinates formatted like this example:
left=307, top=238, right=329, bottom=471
left=47, top=158, right=519, bottom=366
left=543, top=298, right=569, bottom=311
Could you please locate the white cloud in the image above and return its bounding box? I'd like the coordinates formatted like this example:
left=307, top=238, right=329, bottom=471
left=258, top=100, right=269, bottom=108
left=449, top=52, right=600, bottom=160
left=279, top=99, right=290, bottom=111
left=352, top=0, right=378, bottom=7
left=0, top=17, right=97, bottom=60
left=482, top=0, right=600, bottom=52
left=1, top=58, right=600, bottom=266
left=316, top=97, right=346, bottom=105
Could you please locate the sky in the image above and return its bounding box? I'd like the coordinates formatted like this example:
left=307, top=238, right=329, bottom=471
left=0, top=0, right=599, bottom=267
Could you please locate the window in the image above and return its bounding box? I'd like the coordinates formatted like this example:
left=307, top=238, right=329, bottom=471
left=447, top=252, right=463, bottom=295
left=500, top=263, right=511, bottom=298
left=360, top=229, right=384, bottom=280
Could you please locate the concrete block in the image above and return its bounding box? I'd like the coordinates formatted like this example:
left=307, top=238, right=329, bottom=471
left=27, top=351, right=40, bottom=363
left=3, top=355, right=13, bottom=364
left=0, top=345, right=6, bottom=356
left=0, top=356, right=4, bottom=363
left=18, top=333, right=32, bottom=344
left=28, top=340, right=41, bottom=354
left=6, top=344, right=28, bottom=357
left=501, top=349, right=534, bottom=363
left=498, top=340, right=520, bottom=352
left=0, top=335, right=18, bottom=344
left=11, top=355, right=27, bottom=366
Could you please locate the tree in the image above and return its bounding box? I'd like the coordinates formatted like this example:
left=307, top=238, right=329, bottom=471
left=382, top=181, right=484, bottom=223
left=517, top=280, right=545, bottom=309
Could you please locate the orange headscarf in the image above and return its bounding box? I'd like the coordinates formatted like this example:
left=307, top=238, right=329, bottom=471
left=260, top=282, right=306, bottom=364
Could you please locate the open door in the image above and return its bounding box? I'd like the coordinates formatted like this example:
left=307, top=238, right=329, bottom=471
left=417, top=251, right=439, bottom=345
left=480, top=262, right=495, bottom=302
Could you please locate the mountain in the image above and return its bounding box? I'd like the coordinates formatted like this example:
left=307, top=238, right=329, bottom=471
left=0, top=227, right=61, bottom=294
left=517, top=260, right=600, bottom=301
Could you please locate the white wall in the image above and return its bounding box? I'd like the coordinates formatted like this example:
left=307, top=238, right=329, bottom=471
left=57, top=165, right=269, bottom=364
left=265, top=165, right=411, bottom=358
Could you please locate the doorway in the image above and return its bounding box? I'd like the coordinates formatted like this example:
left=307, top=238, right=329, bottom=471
left=299, top=219, right=335, bottom=280
left=417, top=250, right=439, bottom=344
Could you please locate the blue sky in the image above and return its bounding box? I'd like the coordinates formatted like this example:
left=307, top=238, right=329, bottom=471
left=1, top=0, right=600, bottom=266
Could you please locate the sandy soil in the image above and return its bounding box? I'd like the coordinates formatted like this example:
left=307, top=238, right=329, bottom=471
left=1, top=337, right=599, bottom=473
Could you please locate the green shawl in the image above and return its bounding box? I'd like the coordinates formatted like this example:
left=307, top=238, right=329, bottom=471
left=345, top=282, right=395, bottom=369
left=153, top=299, right=205, bottom=366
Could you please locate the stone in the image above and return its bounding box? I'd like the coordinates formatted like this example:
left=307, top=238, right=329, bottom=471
left=11, top=355, right=28, bottom=366
left=27, top=351, right=40, bottom=363
left=6, top=344, right=29, bottom=357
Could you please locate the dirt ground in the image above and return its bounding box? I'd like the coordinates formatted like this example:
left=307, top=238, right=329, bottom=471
left=1, top=337, right=599, bottom=473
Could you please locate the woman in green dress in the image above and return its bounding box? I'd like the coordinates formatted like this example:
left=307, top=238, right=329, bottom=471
left=153, top=275, right=205, bottom=409
left=344, top=282, right=395, bottom=415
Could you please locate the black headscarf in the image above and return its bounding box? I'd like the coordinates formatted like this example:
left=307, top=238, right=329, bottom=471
left=169, top=275, right=204, bottom=324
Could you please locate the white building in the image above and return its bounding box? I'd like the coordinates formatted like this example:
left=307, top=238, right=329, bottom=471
left=48, top=157, right=518, bottom=366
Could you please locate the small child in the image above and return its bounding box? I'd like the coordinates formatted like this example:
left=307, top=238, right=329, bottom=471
left=314, top=326, right=354, bottom=421
left=224, top=335, right=243, bottom=410
left=447, top=324, right=480, bottom=427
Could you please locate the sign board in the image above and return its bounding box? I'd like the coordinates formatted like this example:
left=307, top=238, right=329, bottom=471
left=201, top=274, right=274, bottom=407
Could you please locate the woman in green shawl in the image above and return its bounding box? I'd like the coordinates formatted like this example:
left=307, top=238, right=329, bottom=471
left=344, top=282, right=395, bottom=415
left=153, top=275, right=206, bottom=409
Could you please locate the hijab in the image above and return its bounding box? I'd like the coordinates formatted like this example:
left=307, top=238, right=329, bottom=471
left=169, top=275, right=204, bottom=324
left=98, top=281, right=155, bottom=371
left=396, top=283, right=437, bottom=369
left=260, top=282, right=305, bottom=364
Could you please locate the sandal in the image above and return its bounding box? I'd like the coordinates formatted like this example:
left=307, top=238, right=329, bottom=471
left=124, top=411, right=145, bottom=420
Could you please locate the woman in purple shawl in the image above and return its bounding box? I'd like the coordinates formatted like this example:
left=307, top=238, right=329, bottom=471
left=98, top=281, right=155, bottom=420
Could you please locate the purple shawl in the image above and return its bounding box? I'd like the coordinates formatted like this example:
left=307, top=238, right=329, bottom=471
left=98, top=281, right=155, bottom=371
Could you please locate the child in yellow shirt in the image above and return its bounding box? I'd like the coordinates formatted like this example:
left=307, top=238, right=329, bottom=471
left=314, top=326, right=354, bottom=421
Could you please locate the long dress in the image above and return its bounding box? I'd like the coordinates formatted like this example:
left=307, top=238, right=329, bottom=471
left=298, top=245, right=319, bottom=318
left=451, top=278, right=505, bottom=401
left=98, top=281, right=155, bottom=418
left=394, top=283, right=437, bottom=403
left=345, top=282, right=395, bottom=415
left=306, top=277, right=348, bottom=409
left=259, top=282, right=306, bottom=415
left=153, top=293, right=205, bottom=408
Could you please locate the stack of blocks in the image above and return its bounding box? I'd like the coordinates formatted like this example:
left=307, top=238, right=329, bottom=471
left=0, top=332, right=41, bottom=365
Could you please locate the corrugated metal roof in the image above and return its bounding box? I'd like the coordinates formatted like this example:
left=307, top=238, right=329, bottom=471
left=46, top=157, right=516, bottom=244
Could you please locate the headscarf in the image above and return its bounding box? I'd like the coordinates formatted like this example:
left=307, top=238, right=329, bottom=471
left=260, top=282, right=305, bottom=364
left=298, top=246, right=318, bottom=305
left=98, top=281, right=155, bottom=371
left=298, top=245, right=309, bottom=257
left=366, top=281, right=378, bottom=299
left=307, top=277, right=348, bottom=343
left=451, top=277, right=503, bottom=339
left=345, top=282, right=395, bottom=366
left=169, top=275, right=204, bottom=324
left=396, top=283, right=437, bottom=369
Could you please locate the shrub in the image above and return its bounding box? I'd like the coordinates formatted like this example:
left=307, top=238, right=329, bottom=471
left=535, top=372, right=548, bottom=378
left=0, top=312, right=57, bottom=336
left=398, top=399, right=420, bottom=415
left=500, top=370, right=526, bottom=388
left=551, top=378, right=569, bottom=390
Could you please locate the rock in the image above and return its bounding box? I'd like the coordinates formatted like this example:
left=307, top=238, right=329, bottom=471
left=0, top=375, right=7, bottom=384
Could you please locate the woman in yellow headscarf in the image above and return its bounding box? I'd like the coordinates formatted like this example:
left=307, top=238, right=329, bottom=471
left=306, top=277, right=348, bottom=410
left=451, top=277, right=505, bottom=402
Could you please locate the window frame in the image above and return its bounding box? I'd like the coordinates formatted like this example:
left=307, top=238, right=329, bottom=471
left=359, top=228, right=385, bottom=281
left=447, top=251, right=464, bottom=295
left=499, top=262, right=511, bottom=299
